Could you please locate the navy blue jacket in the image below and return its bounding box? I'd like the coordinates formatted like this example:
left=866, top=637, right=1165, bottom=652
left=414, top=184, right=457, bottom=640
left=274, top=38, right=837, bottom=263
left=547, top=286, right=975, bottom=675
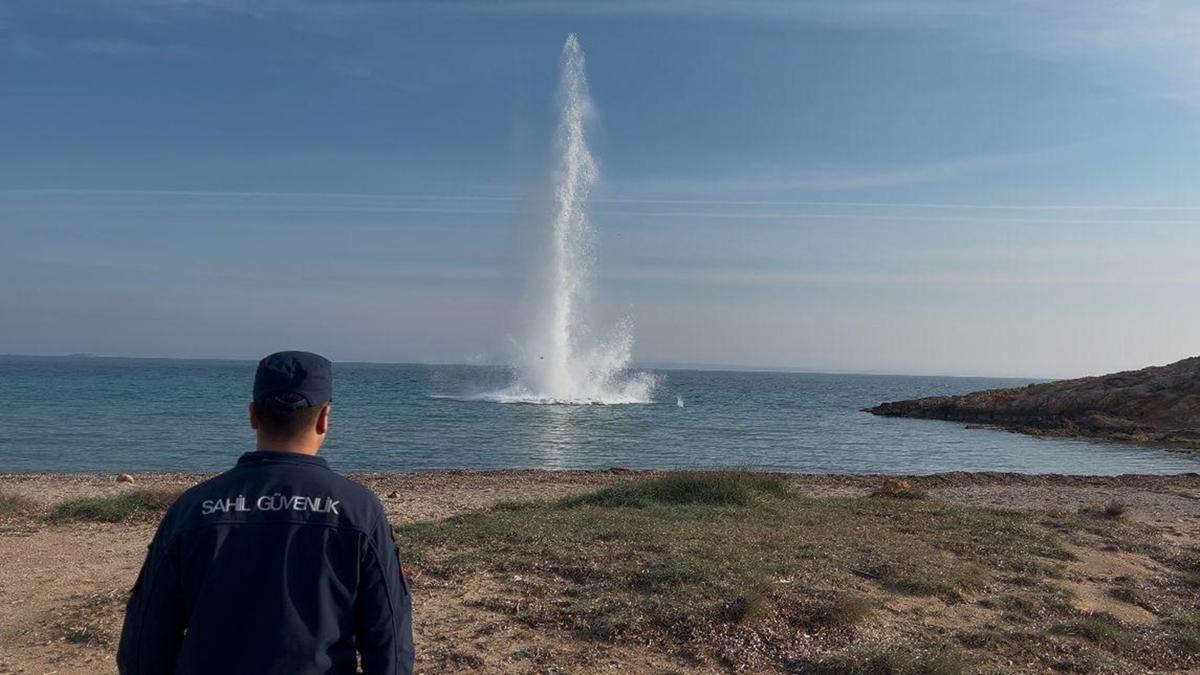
left=117, top=451, right=414, bottom=675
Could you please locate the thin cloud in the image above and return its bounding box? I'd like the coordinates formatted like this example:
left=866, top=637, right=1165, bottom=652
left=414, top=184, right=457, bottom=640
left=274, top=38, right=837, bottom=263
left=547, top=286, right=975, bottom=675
left=604, top=266, right=1200, bottom=288
left=616, top=146, right=1071, bottom=197
left=10, top=188, right=1200, bottom=216
left=49, top=0, right=1198, bottom=105
left=68, top=38, right=194, bottom=56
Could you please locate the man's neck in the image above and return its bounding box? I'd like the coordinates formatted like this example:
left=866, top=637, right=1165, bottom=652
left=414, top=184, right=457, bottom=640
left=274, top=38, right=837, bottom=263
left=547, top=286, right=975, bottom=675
left=255, top=439, right=321, bottom=456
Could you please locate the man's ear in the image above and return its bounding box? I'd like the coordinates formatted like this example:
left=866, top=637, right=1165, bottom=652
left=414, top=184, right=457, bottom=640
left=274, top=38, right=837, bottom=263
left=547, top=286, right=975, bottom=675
left=316, top=404, right=330, bottom=436
left=249, top=402, right=260, bottom=430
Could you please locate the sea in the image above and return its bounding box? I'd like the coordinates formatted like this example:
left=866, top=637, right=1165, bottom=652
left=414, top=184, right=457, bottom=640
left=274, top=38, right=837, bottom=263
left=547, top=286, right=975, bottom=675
left=1, top=355, right=1198, bottom=475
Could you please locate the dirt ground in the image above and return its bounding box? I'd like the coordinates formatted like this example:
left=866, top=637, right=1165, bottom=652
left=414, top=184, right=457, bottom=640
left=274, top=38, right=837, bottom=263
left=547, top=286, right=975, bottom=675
left=1, top=469, right=1198, bottom=674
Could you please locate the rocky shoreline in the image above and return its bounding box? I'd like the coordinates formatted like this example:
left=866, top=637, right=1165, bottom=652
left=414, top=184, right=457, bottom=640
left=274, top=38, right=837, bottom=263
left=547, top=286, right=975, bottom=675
left=866, top=356, right=1200, bottom=451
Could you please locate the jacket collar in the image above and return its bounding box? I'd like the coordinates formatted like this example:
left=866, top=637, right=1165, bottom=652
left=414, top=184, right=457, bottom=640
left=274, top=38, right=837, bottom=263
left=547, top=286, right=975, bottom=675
left=237, top=450, right=329, bottom=469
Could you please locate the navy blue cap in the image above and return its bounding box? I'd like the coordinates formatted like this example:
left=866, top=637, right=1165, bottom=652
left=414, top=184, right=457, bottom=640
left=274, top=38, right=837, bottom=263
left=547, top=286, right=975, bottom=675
left=253, top=351, right=333, bottom=412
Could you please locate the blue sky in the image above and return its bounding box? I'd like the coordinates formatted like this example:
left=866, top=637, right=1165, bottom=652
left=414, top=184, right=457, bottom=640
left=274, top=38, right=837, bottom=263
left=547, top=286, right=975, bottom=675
left=2, top=0, right=1199, bottom=377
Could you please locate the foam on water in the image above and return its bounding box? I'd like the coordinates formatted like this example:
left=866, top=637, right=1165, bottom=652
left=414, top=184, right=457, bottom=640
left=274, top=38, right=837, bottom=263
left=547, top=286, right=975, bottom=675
left=486, top=35, right=657, bottom=405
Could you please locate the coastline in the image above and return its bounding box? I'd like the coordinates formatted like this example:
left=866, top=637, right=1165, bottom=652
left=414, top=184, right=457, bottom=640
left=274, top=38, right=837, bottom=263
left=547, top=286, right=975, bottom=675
left=4, top=468, right=1199, bottom=520
left=3, top=469, right=1198, bottom=673
left=866, top=356, right=1200, bottom=452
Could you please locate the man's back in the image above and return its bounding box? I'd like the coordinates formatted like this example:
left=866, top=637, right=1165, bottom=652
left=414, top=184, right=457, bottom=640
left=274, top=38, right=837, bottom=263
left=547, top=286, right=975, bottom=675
left=117, top=450, right=414, bottom=674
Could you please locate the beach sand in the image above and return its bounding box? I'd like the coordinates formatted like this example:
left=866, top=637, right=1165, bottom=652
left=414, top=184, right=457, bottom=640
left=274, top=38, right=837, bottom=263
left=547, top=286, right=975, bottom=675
left=1, top=470, right=1198, bottom=674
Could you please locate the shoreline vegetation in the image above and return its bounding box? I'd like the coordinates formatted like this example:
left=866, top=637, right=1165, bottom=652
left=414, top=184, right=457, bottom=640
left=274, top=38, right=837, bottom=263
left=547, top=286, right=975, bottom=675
left=1, top=469, right=1198, bottom=674
left=867, top=356, right=1200, bottom=452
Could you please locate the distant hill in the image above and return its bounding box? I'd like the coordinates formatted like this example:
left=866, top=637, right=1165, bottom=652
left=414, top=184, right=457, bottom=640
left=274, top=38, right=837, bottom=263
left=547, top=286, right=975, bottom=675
left=866, top=357, right=1200, bottom=451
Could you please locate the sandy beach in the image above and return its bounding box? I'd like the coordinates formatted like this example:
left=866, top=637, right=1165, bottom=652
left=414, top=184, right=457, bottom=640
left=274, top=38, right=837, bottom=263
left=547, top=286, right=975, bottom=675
left=1, top=469, right=1198, bottom=674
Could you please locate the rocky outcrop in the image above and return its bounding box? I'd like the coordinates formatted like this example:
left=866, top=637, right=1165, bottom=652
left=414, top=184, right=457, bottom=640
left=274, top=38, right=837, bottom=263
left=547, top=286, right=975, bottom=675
left=866, top=357, right=1200, bottom=450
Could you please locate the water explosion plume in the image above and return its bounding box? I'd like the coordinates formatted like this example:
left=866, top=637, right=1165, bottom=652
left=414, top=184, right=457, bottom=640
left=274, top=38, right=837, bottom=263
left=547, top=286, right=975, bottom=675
left=490, top=34, right=656, bottom=405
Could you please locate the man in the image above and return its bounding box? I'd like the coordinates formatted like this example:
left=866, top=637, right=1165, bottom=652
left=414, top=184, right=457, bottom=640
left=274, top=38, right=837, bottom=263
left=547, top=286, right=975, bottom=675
left=117, top=351, right=414, bottom=674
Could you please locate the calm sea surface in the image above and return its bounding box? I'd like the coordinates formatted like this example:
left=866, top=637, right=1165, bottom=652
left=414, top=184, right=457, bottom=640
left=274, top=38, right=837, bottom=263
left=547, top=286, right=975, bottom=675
left=2, top=356, right=1198, bottom=475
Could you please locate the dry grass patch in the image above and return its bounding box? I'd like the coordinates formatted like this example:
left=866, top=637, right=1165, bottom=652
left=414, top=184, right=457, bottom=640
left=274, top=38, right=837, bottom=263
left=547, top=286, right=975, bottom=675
left=48, top=588, right=128, bottom=649
left=396, top=473, right=1200, bottom=672
left=0, top=491, right=38, bottom=517
left=399, top=472, right=1092, bottom=670
left=1080, top=500, right=1127, bottom=520
left=1160, top=612, right=1200, bottom=655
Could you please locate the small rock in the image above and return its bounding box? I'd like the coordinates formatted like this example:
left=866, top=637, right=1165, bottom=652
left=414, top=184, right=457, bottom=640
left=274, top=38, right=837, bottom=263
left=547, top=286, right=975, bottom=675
left=117, top=473, right=135, bottom=484
left=387, top=491, right=400, bottom=499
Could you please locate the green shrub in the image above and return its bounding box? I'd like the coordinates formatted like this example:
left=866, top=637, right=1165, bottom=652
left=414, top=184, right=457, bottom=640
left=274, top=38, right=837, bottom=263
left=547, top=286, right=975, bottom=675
left=630, top=561, right=705, bottom=590
left=50, top=489, right=180, bottom=523
left=718, top=590, right=768, bottom=625
left=1051, top=613, right=1132, bottom=652
left=804, top=592, right=876, bottom=628
left=558, top=471, right=788, bottom=508
left=1164, top=612, right=1200, bottom=655
left=865, top=560, right=986, bottom=601
left=810, top=644, right=968, bottom=675
left=979, top=594, right=1036, bottom=616
left=1107, top=584, right=1152, bottom=611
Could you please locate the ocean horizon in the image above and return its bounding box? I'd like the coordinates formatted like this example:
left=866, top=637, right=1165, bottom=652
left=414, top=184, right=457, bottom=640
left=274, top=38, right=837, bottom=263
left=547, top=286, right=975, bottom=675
left=0, top=352, right=1056, bottom=381
left=3, top=355, right=1197, bottom=476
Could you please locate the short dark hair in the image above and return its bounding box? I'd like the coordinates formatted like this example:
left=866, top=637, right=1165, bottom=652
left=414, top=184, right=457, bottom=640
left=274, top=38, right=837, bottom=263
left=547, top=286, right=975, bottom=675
left=254, top=395, right=325, bottom=439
